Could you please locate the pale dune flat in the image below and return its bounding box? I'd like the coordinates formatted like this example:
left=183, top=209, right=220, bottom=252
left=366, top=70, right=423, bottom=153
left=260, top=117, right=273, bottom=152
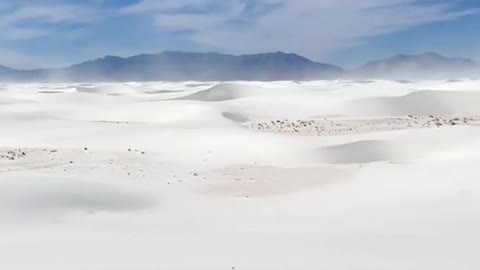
left=1, top=80, right=480, bottom=270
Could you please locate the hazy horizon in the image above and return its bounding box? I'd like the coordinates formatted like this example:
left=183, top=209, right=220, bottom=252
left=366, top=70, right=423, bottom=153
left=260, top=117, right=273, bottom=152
left=0, top=50, right=477, bottom=71
left=0, top=0, right=478, bottom=69
left=0, top=50, right=477, bottom=82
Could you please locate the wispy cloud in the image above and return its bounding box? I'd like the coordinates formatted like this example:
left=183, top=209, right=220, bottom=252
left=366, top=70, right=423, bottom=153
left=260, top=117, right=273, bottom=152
left=0, top=1, right=105, bottom=42
left=123, top=0, right=477, bottom=60
left=121, top=0, right=280, bottom=30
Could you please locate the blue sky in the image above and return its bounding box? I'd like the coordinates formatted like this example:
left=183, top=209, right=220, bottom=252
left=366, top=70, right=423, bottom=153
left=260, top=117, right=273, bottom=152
left=0, top=0, right=478, bottom=68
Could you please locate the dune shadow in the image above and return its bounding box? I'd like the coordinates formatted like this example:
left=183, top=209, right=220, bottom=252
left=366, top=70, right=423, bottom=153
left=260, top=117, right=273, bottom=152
left=0, top=178, right=155, bottom=216
left=317, top=140, right=405, bottom=164
left=222, top=112, right=250, bottom=123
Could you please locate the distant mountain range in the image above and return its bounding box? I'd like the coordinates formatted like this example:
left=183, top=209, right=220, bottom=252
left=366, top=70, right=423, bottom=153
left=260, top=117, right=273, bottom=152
left=0, top=51, right=342, bottom=82
left=353, top=52, right=478, bottom=80
left=0, top=51, right=477, bottom=82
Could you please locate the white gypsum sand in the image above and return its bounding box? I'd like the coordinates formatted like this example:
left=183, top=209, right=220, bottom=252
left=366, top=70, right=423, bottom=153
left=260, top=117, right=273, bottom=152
left=0, top=80, right=480, bottom=270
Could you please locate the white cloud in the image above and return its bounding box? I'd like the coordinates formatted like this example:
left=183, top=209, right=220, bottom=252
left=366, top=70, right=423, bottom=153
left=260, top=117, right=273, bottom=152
left=119, top=0, right=251, bottom=35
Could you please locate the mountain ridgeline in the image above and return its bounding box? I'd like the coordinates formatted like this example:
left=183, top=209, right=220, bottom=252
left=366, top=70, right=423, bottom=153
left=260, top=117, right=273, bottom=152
left=0, top=51, right=477, bottom=82
left=0, top=52, right=342, bottom=82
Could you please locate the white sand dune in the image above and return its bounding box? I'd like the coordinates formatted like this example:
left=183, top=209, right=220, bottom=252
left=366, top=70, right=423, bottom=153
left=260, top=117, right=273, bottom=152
left=348, top=90, right=480, bottom=116
left=76, top=84, right=140, bottom=95
left=178, top=83, right=267, bottom=101
left=422, top=79, right=480, bottom=91
left=1, top=80, right=480, bottom=270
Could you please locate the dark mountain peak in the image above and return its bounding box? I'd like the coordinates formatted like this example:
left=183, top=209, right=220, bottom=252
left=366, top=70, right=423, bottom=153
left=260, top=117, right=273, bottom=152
left=102, top=55, right=123, bottom=60
left=0, top=65, right=15, bottom=71
left=246, top=51, right=310, bottom=60
left=152, top=50, right=309, bottom=60
left=420, top=51, right=442, bottom=57
left=258, top=51, right=299, bottom=57
left=160, top=50, right=194, bottom=56
left=79, top=55, right=123, bottom=64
